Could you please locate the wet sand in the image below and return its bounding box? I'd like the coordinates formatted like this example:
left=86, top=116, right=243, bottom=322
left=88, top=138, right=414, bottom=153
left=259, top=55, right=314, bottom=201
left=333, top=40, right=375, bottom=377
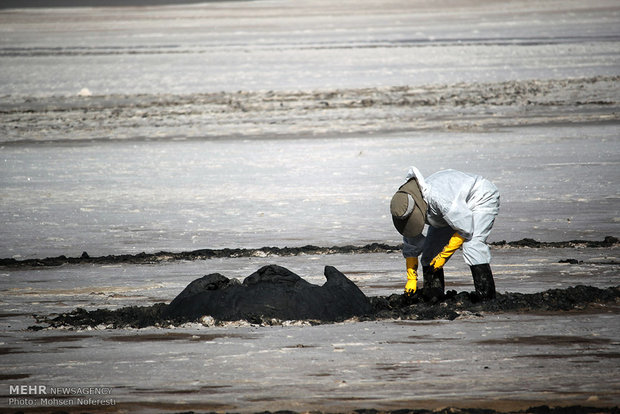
left=4, top=295, right=620, bottom=414
left=2, top=241, right=618, bottom=413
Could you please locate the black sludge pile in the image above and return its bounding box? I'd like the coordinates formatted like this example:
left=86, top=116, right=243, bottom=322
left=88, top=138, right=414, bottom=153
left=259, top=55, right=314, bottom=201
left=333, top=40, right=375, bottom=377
left=36, top=264, right=374, bottom=328
left=34, top=264, right=620, bottom=329
left=164, top=264, right=372, bottom=323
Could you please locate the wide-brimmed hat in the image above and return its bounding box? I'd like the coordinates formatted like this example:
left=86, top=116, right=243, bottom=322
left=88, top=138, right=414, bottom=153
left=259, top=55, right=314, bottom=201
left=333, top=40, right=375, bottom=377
left=390, top=178, right=427, bottom=237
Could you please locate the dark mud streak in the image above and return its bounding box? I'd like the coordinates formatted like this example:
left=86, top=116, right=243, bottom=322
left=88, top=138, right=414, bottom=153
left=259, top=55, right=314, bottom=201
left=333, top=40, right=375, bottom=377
left=476, top=335, right=612, bottom=346
left=103, top=332, right=255, bottom=342
left=0, top=312, right=32, bottom=318
left=26, top=334, right=93, bottom=343
left=0, top=347, right=27, bottom=355
left=516, top=352, right=620, bottom=359
left=1, top=237, right=618, bottom=269
left=1, top=242, right=399, bottom=268
left=0, top=374, right=31, bottom=381
left=250, top=408, right=620, bottom=414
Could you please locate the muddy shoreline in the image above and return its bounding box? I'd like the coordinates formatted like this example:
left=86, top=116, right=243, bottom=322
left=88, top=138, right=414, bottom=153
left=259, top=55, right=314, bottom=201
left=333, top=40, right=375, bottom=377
left=11, top=406, right=615, bottom=414
left=2, top=76, right=618, bottom=143
left=32, top=283, right=620, bottom=330
left=2, top=236, right=617, bottom=269
left=2, top=404, right=618, bottom=414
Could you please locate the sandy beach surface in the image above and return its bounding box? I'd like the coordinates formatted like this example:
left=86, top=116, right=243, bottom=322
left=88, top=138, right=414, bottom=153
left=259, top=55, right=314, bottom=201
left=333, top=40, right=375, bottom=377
left=0, top=0, right=619, bottom=412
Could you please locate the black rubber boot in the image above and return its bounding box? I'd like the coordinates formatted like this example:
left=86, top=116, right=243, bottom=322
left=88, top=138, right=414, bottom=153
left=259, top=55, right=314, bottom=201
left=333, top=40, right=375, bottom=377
left=422, top=266, right=445, bottom=302
left=470, top=263, right=496, bottom=301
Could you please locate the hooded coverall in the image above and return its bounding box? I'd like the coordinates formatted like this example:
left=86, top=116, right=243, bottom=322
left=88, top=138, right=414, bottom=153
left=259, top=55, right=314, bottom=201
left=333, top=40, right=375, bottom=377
left=401, top=167, right=500, bottom=267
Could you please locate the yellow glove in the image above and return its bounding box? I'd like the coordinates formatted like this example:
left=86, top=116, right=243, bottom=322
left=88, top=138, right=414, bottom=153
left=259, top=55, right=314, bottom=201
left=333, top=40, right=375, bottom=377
left=404, top=257, right=418, bottom=293
left=430, top=232, right=465, bottom=270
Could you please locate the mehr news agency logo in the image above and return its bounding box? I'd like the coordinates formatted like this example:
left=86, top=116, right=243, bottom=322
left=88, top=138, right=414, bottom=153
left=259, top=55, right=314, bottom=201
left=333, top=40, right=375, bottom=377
left=8, top=384, right=116, bottom=408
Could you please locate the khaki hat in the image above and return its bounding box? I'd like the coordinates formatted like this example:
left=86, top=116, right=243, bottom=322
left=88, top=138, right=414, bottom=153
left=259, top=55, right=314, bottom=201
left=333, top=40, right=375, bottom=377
left=390, top=178, right=427, bottom=237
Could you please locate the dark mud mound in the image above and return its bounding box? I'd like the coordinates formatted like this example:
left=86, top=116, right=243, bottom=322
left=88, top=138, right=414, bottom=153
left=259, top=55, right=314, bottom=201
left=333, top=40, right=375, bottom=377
left=370, top=285, right=620, bottom=321
left=164, top=264, right=372, bottom=322
left=36, top=265, right=372, bottom=328
left=33, top=303, right=169, bottom=330
left=33, top=266, right=619, bottom=329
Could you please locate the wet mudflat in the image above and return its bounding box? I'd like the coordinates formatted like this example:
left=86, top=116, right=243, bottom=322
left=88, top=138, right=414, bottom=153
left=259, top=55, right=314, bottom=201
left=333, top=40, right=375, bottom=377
left=2, top=244, right=619, bottom=413
left=28, top=260, right=619, bottom=328
left=2, top=298, right=619, bottom=413
left=1, top=0, right=619, bottom=412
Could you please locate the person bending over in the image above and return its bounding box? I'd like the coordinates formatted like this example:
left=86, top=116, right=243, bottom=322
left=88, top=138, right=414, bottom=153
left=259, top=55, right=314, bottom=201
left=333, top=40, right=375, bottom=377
left=390, top=167, right=500, bottom=301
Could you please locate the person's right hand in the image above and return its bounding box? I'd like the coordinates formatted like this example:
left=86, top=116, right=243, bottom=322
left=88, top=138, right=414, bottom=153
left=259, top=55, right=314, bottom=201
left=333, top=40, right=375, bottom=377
left=405, top=257, right=418, bottom=293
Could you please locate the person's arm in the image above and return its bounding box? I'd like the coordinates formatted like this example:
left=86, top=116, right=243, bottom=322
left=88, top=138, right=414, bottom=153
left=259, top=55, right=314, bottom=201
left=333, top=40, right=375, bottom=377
left=403, top=234, right=424, bottom=293
left=429, top=232, right=465, bottom=270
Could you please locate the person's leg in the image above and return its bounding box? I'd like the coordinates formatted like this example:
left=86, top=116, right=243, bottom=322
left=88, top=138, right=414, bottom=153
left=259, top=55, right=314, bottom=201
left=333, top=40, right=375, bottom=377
left=463, top=195, right=499, bottom=300
left=421, top=226, right=453, bottom=300
left=421, top=226, right=454, bottom=266
left=421, top=266, right=444, bottom=301
left=470, top=263, right=495, bottom=300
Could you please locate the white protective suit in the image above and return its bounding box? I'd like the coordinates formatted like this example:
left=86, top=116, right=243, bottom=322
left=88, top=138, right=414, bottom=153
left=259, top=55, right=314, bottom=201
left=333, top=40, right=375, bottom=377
left=401, top=167, right=500, bottom=266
